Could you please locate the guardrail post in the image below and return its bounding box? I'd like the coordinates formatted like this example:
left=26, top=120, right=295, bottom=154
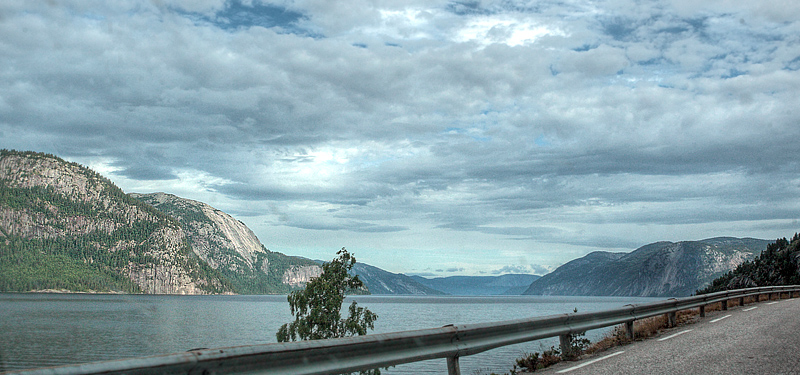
left=667, top=312, right=676, bottom=328
left=625, top=321, right=634, bottom=340
left=447, top=356, right=461, bottom=375
left=721, top=300, right=728, bottom=311
left=738, top=297, right=744, bottom=306
left=699, top=305, right=705, bottom=317
left=560, top=334, right=575, bottom=360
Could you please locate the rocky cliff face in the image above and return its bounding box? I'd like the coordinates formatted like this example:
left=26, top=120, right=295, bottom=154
left=699, top=235, right=800, bottom=293
left=132, top=192, right=322, bottom=293
left=282, top=265, right=323, bottom=287
left=130, top=192, right=265, bottom=271
left=523, top=237, right=771, bottom=297
left=0, top=150, right=229, bottom=294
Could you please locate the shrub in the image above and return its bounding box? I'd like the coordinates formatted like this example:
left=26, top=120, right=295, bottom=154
left=276, top=248, right=380, bottom=374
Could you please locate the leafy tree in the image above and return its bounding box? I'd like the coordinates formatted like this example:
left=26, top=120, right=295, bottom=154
left=276, top=248, right=379, bottom=374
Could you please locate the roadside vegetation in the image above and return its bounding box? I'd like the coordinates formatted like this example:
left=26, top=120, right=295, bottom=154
left=276, top=248, right=381, bottom=375
left=482, top=234, right=800, bottom=374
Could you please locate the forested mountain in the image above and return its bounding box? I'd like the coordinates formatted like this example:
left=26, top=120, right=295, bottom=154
left=697, top=234, right=800, bottom=294
left=523, top=237, right=771, bottom=297
left=132, top=192, right=321, bottom=294
left=409, top=274, right=540, bottom=295
left=0, top=150, right=230, bottom=294
left=0, top=149, right=423, bottom=295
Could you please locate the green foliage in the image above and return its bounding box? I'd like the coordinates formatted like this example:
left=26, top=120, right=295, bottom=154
left=510, top=346, right=562, bottom=374
left=0, top=228, right=233, bottom=294
left=0, top=150, right=232, bottom=294
left=509, top=311, right=588, bottom=374
left=277, top=248, right=377, bottom=341
left=213, top=247, right=319, bottom=294
left=512, top=352, right=540, bottom=373
left=697, top=233, right=800, bottom=294
left=0, top=182, right=97, bottom=221
left=277, top=248, right=379, bottom=374
left=565, top=332, right=591, bottom=357
left=1, top=149, right=178, bottom=228
left=0, top=236, right=141, bottom=292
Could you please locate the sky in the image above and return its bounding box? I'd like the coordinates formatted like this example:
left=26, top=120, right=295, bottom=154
left=2, top=1, right=800, bottom=277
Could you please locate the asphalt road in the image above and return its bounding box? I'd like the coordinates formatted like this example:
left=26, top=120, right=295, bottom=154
left=540, top=297, right=800, bottom=375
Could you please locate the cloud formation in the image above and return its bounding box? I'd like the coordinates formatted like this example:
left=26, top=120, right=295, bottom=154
left=2, top=0, right=799, bottom=276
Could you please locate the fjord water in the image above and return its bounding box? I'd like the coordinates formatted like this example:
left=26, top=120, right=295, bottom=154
left=0, top=294, right=660, bottom=374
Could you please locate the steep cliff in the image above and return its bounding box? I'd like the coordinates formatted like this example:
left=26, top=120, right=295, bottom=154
left=698, top=234, right=800, bottom=293
left=131, top=192, right=322, bottom=293
left=523, top=237, right=771, bottom=297
left=0, top=150, right=230, bottom=294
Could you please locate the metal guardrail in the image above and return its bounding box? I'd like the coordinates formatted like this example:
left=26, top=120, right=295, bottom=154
left=5, top=286, right=799, bottom=375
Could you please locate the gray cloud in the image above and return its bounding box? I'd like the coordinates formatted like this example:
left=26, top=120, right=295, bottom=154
left=2, top=0, right=799, bottom=275
left=530, top=264, right=552, bottom=275
left=490, top=265, right=530, bottom=275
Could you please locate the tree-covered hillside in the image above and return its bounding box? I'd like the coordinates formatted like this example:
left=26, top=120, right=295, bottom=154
left=697, top=234, right=800, bottom=294
left=0, top=149, right=231, bottom=294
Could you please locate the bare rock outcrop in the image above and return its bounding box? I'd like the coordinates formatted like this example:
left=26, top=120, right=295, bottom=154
left=0, top=150, right=229, bottom=294
left=282, top=265, right=323, bottom=287
left=130, top=192, right=266, bottom=271
left=132, top=192, right=322, bottom=293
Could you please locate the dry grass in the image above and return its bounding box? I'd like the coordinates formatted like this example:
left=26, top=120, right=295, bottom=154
left=512, top=293, right=799, bottom=373
left=586, top=303, right=714, bottom=355
left=585, top=293, right=791, bottom=357
left=584, top=326, right=630, bottom=355
left=584, top=313, right=675, bottom=355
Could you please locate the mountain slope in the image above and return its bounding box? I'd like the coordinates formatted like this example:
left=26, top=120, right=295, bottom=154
left=523, top=237, right=770, bottom=297
left=350, top=263, right=445, bottom=295
left=698, top=234, right=800, bottom=293
left=410, top=274, right=541, bottom=295
left=131, top=192, right=322, bottom=294
left=0, top=150, right=230, bottom=294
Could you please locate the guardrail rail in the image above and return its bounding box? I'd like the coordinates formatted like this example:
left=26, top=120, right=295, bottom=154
left=5, top=285, right=799, bottom=375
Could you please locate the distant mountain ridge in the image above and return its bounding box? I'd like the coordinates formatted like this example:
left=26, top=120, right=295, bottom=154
left=0, top=150, right=782, bottom=297
left=523, top=237, right=771, bottom=297
left=350, top=263, right=445, bottom=295
left=410, top=274, right=540, bottom=295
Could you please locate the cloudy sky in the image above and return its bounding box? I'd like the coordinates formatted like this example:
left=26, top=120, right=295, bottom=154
left=2, top=1, right=800, bottom=277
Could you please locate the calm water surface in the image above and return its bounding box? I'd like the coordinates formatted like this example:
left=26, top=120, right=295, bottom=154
left=0, top=293, right=661, bottom=374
